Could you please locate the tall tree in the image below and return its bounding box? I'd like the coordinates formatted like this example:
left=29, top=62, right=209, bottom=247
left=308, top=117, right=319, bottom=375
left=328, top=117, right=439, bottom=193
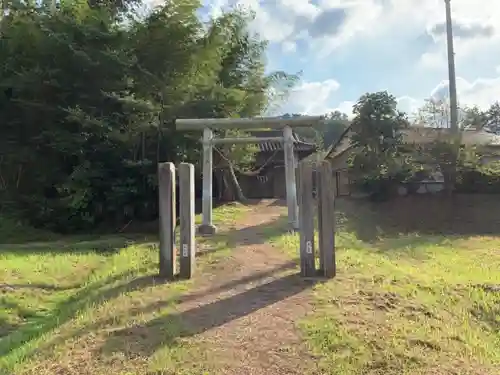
left=194, top=10, right=298, bottom=202
left=0, top=0, right=299, bottom=230
left=416, top=98, right=450, bottom=128
left=461, top=105, right=487, bottom=130
left=348, top=91, right=411, bottom=197
left=486, top=102, right=500, bottom=133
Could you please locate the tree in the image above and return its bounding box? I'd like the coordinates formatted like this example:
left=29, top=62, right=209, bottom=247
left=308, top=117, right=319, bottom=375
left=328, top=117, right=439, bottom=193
left=0, top=0, right=298, bottom=230
left=194, top=10, right=298, bottom=202
left=321, top=110, right=350, bottom=149
left=348, top=91, right=411, bottom=198
left=414, top=97, right=468, bottom=195
left=416, top=98, right=450, bottom=128
left=280, top=110, right=350, bottom=150
left=486, top=102, right=500, bottom=133
left=461, top=105, right=487, bottom=130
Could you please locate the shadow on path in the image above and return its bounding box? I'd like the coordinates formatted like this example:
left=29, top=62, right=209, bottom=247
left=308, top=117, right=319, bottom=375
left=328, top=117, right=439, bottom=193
left=101, top=273, right=317, bottom=357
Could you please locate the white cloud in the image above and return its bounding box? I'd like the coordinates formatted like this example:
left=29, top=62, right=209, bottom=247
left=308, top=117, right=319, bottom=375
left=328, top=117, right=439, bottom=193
left=199, top=1, right=500, bottom=117
left=335, top=100, right=355, bottom=117
left=272, top=79, right=340, bottom=115
left=397, top=96, right=422, bottom=115
left=431, top=76, right=500, bottom=109
left=281, top=41, right=296, bottom=53
left=419, top=51, right=446, bottom=70
left=276, top=75, right=500, bottom=117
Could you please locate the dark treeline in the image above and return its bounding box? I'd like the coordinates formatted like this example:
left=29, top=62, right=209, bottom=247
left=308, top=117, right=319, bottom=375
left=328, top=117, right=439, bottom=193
left=0, top=0, right=308, bottom=232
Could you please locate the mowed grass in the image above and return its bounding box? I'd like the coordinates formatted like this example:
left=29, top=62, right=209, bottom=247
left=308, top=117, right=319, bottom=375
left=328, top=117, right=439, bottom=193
left=0, top=204, right=251, bottom=375
left=1, top=197, right=500, bottom=374
left=272, top=197, right=500, bottom=375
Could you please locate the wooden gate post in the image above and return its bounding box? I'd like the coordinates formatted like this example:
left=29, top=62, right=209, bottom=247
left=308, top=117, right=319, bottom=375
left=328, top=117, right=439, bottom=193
left=284, top=126, right=299, bottom=230
left=298, top=160, right=315, bottom=277
left=158, top=162, right=176, bottom=279
left=179, top=163, right=196, bottom=279
left=318, top=161, right=336, bottom=278
left=199, top=127, right=217, bottom=235
left=316, top=168, right=324, bottom=273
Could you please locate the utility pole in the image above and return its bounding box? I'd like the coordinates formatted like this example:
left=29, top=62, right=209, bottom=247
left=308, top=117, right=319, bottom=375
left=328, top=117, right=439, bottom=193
left=444, top=0, right=458, bottom=132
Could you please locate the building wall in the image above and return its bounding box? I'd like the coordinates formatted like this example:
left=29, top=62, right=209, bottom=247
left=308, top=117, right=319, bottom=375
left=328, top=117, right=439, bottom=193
left=272, top=167, right=287, bottom=199
left=238, top=166, right=288, bottom=199
left=328, top=152, right=351, bottom=197
left=329, top=151, right=350, bottom=171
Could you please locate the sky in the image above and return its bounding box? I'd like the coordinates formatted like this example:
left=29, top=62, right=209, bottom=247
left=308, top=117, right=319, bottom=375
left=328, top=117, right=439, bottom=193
left=198, top=0, right=500, bottom=117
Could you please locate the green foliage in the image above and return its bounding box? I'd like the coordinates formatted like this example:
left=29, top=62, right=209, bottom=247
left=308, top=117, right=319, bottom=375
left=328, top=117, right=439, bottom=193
left=0, top=1, right=297, bottom=233
left=281, top=111, right=350, bottom=150
left=486, top=102, right=500, bottom=132
left=347, top=91, right=412, bottom=199
left=462, top=105, right=488, bottom=129
left=456, top=159, right=500, bottom=193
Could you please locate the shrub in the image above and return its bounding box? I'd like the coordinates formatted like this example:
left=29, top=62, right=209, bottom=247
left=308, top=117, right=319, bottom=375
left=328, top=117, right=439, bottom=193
left=456, top=161, right=500, bottom=193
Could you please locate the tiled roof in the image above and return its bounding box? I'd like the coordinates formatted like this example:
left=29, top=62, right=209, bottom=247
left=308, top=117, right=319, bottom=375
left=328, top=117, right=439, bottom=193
left=325, top=126, right=500, bottom=159
left=247, top=130, right=318, bottom=152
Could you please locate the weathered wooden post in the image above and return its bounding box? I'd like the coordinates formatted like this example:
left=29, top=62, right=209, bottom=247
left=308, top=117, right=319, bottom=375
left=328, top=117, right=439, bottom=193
left=179, top=163, right=196, bottom=279
left=158, top=162, right=176, bottom=279
left=318, top=160, right=336, bottom=278
left=316, top=167, right=324, bottom=273
left=199, top=127, right=217, bottom=235
left=284, top=125, right=299, bottom=230
left=298, top=160, right=315, bottom=277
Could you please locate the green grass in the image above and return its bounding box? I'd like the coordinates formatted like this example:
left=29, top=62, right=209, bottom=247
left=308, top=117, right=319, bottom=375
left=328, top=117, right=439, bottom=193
left=0, top=203, right=252, bottom=375
left=268, top=199, right=500, bottom=375
left=2, top=198, right=500, bottom=374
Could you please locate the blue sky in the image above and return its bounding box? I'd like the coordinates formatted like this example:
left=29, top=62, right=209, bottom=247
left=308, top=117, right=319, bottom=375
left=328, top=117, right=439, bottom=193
left=201, top=0, right=500, bottom=117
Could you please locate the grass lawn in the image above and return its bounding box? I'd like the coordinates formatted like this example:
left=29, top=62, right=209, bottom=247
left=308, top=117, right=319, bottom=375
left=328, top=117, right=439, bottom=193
left=0, top=204, right=251, bottom=375
left=1, top=196, right=499, bottom=374
left=273, top=197, right=500, bottom=374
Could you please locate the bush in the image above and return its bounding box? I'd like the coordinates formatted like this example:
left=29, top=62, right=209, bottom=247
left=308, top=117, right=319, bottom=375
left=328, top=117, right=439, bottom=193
left=456, top=162, right=500, bottom=193
left=353, top=164, right=414, bottom=201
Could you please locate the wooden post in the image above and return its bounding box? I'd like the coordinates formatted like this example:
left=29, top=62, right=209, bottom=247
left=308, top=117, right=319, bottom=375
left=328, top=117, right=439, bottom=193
left=316, top=167, right=324, bottom=273
left=158, top=162, right=176, bottom=279
left=283, top=126, right=299, bottom=230
left=179, top=163, right=195, bottom=279
left=318, top=161, right=336, bottom=278
left=198, top=127, right=217, bottom=235
left=298, top=160, right=315, bottom=277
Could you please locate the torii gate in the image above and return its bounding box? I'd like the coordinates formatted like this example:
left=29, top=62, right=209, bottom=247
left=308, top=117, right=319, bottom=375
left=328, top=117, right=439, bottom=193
left=175, top=116, right=321, bottom=235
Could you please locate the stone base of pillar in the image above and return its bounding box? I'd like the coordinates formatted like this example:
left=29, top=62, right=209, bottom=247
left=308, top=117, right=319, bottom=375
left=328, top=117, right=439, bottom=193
left=197, top=224, right=217, bottom=236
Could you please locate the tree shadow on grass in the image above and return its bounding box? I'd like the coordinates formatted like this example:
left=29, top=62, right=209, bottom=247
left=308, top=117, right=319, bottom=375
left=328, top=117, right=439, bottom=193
left=0, top=235, right=154, bottom=256
left=1, top=253, right=300, bottom=364
left=19, top=261, right=299, bottom=360
left=0, top=267, right=154, bottom=362
left=0, top=320, right=18, bottom=339
left=100, top=272, right=317, bottom=358
left=468, top=284, right=500, bottom=333
left=0, top=283, right=79, bottom=292
left=335, top=194, right=500, bottom=258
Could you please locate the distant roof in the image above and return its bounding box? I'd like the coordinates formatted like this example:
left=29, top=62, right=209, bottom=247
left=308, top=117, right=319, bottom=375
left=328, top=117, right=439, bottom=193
left=325, top=125, right=500, bottom=160
left=324, top=125, right=353, bottom=160
left=406, top=127, right=500, bottom=146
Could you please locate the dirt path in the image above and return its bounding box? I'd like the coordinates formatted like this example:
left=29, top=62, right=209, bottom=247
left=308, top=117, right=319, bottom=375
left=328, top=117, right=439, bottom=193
left=171, top=201, right=317, bottom=374
left=19, top=201, right=318, bottom=375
